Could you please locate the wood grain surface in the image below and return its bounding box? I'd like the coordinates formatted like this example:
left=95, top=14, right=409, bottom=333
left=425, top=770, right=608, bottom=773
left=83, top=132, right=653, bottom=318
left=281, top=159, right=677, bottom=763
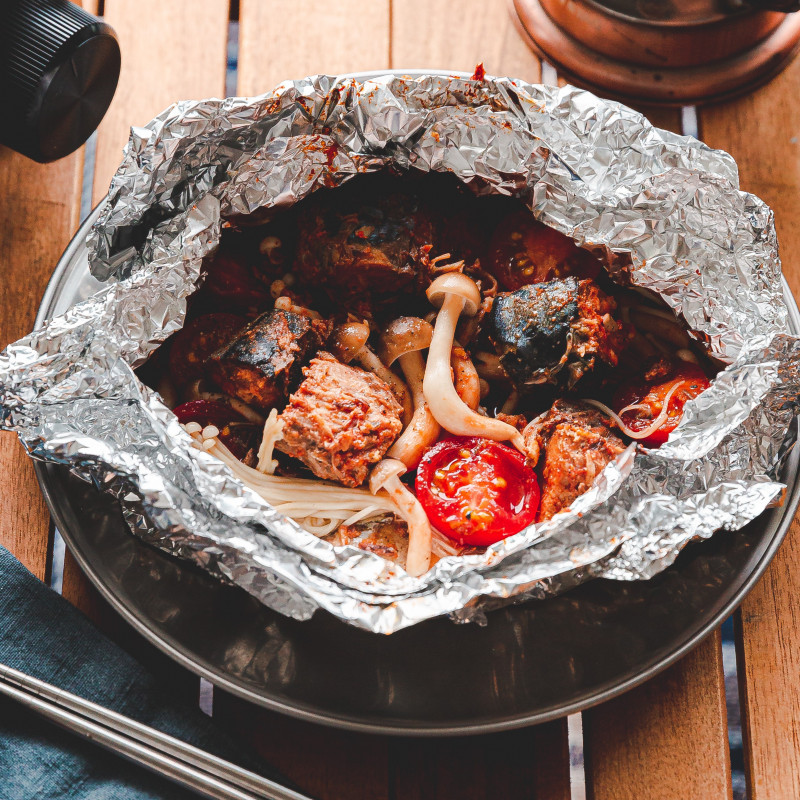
left=390, top=6, right=571, bottom=799
left=237, top=0, right=391, bottom=96
left=391, top=0, right=540, bottom=81
left=213, top=698, right=392, bottom=800
left=62, top=0, right=230, bottom=616
left=90, top=0, right=229, bottom=204
left=584, top=631, right=732, bottom=800
left=572, top=97, right=732, bottom=800
left=392, top=721, right=571, bottom=800
left=8, top=2, right=800, bottom=798
left=0, top=150, right=83, bottom=579
left=699, top=59, right=800, bottom=800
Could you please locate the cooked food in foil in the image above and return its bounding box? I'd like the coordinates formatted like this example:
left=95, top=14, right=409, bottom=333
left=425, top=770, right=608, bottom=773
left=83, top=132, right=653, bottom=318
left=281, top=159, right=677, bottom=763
left=150, top=172, right=718, bottom=577
left=275, top=352, right=404, bottom=487
left=207, top=309, right=330, bottom=412
left=522, top=399, right=627, bottom=521
left=3, top=73, right=797, bottom=632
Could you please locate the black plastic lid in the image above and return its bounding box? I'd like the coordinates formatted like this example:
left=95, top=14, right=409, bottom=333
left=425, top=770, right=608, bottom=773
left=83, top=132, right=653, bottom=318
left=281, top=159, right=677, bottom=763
left=0, top=0, right=120, bottom=163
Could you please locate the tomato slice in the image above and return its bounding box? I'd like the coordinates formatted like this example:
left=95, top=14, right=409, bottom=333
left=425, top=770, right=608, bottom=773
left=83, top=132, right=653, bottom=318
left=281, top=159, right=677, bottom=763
left=488, top=211, right=600, bottom=291
left=415, top=437, right=540, bottom=546
left=613, top=361, right=711, bottom=447
left=168, top=313, right=246, bottom=386
left=173, top=399, right=259, bottom=460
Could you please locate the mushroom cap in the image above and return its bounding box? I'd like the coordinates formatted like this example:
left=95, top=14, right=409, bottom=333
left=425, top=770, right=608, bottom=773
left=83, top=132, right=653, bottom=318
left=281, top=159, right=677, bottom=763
left=426, top=272, right=482, bottom=316
left=329, top=321, right=370, bottom=363
left=369, top=458, right=407, bottom=494
left=379, top=317, right=434, bottom=366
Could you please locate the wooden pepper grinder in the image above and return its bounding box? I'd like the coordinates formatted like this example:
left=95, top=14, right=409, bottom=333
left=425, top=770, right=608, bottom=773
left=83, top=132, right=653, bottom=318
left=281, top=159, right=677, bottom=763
left=512, top=0, right=800, bottom=104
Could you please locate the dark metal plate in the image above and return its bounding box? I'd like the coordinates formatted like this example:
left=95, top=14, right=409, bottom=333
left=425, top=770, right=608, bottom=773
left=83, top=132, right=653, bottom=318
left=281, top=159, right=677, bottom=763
left=33, top=97, right=800, bottom=734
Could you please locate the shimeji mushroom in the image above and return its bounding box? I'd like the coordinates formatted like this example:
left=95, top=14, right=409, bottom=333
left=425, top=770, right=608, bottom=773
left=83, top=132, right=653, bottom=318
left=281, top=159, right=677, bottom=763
left=369, top=458, right=431, bottom=577
left=380, top=317, right=440, bottom=469
left=423, top=273, right=525, bottom=451
left=329, top=321, right=413, bottom=426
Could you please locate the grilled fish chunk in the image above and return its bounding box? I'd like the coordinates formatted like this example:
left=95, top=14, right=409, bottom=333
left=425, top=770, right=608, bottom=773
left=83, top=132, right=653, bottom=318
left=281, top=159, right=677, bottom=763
left=276, top=353, right=403, bottom=487
left=293, top=178, right=434, bottom=299
left=490, top=277, right=622, bottom=390
left=207, top=309, right=329, bottom=412
left=523, top=399, right=626, bottom=520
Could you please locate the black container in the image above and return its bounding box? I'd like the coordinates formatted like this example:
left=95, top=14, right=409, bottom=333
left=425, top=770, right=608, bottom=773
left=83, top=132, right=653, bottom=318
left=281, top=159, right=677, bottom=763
left=0, top=0, right=120, bottom=163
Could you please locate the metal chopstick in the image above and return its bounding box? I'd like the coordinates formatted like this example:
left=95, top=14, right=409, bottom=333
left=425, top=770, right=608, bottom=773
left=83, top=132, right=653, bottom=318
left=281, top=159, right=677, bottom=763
left=0, top=662, right=312, bottom=800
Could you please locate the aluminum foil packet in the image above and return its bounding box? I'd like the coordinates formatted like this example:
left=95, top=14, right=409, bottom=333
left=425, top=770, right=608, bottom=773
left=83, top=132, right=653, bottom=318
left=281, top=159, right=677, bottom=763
left=2, top=72, right=800, bottom=633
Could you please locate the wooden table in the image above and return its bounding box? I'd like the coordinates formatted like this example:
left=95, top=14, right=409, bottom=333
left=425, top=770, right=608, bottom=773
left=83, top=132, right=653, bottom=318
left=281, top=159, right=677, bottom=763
left=2, top=1, right=799, bottom=798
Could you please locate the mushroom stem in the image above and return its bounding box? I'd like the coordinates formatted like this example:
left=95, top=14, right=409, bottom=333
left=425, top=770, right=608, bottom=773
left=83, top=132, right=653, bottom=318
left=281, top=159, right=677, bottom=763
left=474, top=351, right=508, bottom=381
left=424, top=292, right=524, bottom=451
left=355, top=347, right=414, bottom=427
left=369, top=459, right=432, bottom=577
left=256, top=409, right=283, bottom=474
left=386, top=351, right=440, bottom=469
left=274, top=295, right=322, bottom=320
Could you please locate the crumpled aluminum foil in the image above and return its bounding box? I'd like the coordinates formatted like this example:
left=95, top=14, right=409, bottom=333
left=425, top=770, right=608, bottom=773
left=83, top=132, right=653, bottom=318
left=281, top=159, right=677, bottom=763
left=2, top=73, right=799, bottom=633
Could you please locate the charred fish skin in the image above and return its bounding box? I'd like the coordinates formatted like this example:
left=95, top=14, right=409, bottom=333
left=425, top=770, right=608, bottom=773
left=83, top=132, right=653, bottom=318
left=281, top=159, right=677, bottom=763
left=489, top=277, right=622, bottom=391
left=207, top=309, right=327, bottom=411
left=294, top=178, right=434, bottom=299
left=490, top=277, right=580, bottom=388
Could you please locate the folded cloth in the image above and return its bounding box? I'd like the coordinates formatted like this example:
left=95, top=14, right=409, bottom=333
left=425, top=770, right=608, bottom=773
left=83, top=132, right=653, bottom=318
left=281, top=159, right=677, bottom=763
left=0, top=545, right=297, bottom=800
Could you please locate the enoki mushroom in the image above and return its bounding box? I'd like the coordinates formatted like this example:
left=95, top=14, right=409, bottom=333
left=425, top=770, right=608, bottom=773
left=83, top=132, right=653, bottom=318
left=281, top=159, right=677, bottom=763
left=184, top=424, right=396, bottom=538
left=584, top=380, right=687, bottom=440
left=256, top=409, right=283, bottom=474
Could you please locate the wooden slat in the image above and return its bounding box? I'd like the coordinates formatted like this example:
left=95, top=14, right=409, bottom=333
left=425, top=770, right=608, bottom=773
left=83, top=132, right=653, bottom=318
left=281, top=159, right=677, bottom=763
left=699, top=61, right=800, bottom=798
left=91, top=0, right=230, bottom=204
left=584, top=631, right=732, bottom=800
left=0, top=149, right=83, bottom=580
left=237, top=0, right=391, bottom=96
left=63, top=0, right=230, bottom=613
left=390, top=7, right=571, bottom=797
left=219, top=4, right=395, bottom=797
left=391, top=0, right=540, bottom=81
left=213, top=698, right=391, bottom=800
left=632, top=106, right=683, bottom=135
left=734, top=519, right=800, bottom=800
left=392, top=721, right=570, bottom=800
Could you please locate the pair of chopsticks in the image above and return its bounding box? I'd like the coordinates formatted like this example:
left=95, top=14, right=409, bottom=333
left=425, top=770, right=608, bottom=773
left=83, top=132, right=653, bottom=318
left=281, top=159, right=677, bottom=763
left=0, top=662, right=312, bottom=800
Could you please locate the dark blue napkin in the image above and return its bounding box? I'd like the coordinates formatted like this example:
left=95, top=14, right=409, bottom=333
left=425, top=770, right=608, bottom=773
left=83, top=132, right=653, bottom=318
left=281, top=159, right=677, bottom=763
left=0, top=545, right=297, bottom=800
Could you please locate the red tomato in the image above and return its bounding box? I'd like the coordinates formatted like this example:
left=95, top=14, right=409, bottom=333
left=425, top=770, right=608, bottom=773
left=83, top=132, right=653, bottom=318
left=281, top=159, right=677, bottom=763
left=168, top=313, right=246, bottom=385
left=613, top=362, right=711, bottom=447
left=415, top=437, right=540, bottom=546
left=488, top=211, right=600, bottom=291
left=173, top=399, right=259, bottom=460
